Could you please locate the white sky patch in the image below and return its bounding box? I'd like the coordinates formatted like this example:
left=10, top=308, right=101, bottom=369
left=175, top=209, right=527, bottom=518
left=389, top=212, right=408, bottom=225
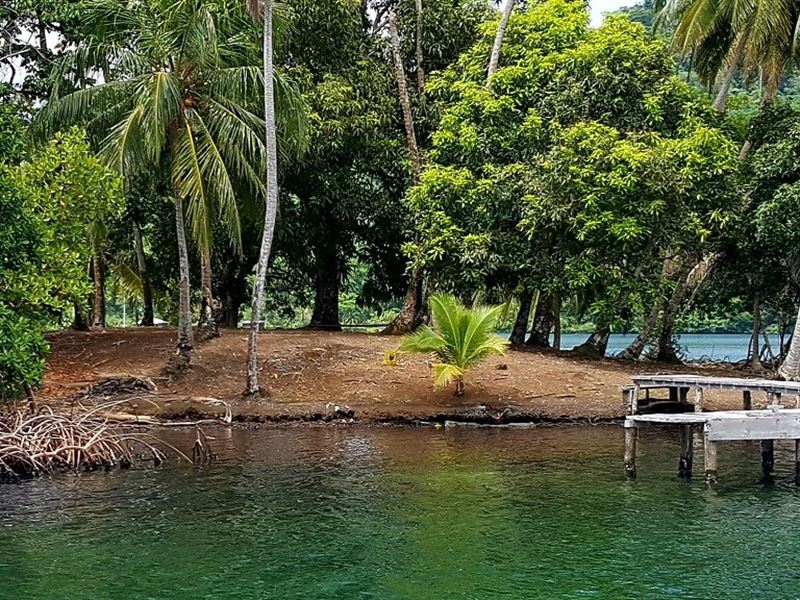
left=590, top=0, right=632, bottom=27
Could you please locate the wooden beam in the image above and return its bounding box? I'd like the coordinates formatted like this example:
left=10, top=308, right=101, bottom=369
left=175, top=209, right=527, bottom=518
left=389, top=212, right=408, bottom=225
left=761, top=440, right=775, bottom=475
left=704, top=428, right=718, bottom=484
left=624, top=421, right=637, bottom=478
left=795, top=440, right=800, bottom=484
left=679, top=425, right=693, bottom=478
left=694, top=387, right=704, bottom=413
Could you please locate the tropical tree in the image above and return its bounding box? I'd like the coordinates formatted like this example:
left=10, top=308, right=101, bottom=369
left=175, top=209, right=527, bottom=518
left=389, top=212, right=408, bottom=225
left=1, top=128, right=123, bottom=400
left=398, top=294, right=509, bottom=395
left=40, top=0, right=307, bottom=366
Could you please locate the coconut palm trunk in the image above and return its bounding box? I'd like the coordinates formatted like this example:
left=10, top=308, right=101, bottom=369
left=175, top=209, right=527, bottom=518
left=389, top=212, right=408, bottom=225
left=198, top=250, right=218, bottom=338
left=712, top=35, right=745, bottom=112
left=487, top=0, right=516, bottom=81
left=246, top=0, right=280, bottom=395
left=779, top=306, right=800, bottom=380
left=174, top=194, right=194, bottom=365
left=132, top=220, right=155, bottom=326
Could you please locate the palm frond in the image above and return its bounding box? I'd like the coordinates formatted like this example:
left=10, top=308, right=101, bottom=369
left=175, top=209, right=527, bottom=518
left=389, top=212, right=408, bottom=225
left=192, top=111, right=242, bottom=254
left=433, top=363, right=465, bottom=390
left=398, top=326, right=447, bottom=354
left=462, top=304, right=509, bottom=364
left=97, top=104, right=148, bottom=178
left=171, top=114, right=212, bottom=254
left=138, top=71, right=183, bottom=164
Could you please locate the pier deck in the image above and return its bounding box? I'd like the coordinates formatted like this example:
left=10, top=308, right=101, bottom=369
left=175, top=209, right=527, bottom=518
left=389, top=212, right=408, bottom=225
left=622, top=375, right=800, bottom=483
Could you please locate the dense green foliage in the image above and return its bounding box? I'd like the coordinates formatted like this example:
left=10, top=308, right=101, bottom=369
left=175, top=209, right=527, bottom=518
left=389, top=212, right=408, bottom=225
left=3, top=0, right=800, bottom=394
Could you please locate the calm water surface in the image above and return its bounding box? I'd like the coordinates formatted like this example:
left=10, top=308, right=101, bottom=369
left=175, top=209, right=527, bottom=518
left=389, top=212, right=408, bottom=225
left=2, top=426, right=800, bottom=599
left=556, top=332, right=780, bottom=362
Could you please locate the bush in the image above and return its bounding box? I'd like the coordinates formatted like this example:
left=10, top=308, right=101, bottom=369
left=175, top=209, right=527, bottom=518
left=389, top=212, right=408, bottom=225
left=0, top=306, right=49, bottom=401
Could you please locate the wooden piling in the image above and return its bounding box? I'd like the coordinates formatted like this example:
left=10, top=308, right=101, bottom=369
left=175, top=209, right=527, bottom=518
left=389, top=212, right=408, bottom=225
left=624, top=422, right=637, bottom=479
left=743, top=390, right=752, bottom=410
left=761, top=440, right=775, bottom=475
left=704, top=429, right=718, bottom=484
left=795, top=440, right=800, bottom=484
left=678, top=425, right=693, bottom=478
left=694, top=387, right=704, bottom=413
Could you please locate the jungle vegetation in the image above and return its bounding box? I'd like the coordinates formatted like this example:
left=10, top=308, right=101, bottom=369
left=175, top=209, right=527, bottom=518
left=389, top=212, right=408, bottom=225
left=3, top=0, right=800, bottom=399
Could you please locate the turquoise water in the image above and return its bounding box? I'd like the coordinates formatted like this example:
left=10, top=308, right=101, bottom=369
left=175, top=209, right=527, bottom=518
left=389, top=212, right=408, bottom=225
left=2, top=425, right=800, bottom=599
left=556, top=332, right=779, bottom=362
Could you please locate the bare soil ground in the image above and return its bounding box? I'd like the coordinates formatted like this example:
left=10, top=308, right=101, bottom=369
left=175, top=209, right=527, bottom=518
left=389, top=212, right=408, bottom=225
left=41, top=328, right=755, bottom=423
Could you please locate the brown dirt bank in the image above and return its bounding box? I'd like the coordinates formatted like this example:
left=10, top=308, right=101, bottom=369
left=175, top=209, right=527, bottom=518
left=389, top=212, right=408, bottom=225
left=41, top=328, right=757, bottom=424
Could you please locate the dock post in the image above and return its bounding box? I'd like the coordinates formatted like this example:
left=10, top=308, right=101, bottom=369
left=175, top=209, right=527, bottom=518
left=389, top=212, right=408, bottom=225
left=795, top=440, right=800, bottom=484
left=761, top=440, right=775, bottom=475
left=694, top=387, right=704, bottom=413
left=703, top=427, right=718, bottom=484
left=678, top=425, right=693, bottom=478
left=743, top=390, right=752, bottom=410
left=624, top=420, right=637, bottom=479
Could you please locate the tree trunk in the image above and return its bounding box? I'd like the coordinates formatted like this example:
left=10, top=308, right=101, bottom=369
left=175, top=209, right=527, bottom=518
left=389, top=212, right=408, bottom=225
left=526, top=292, right=554, bottom=348
left=383, top=12, right=426, bottom=335
left=382, top=266, right=428, bottom=335
left=132, top=220, right=154, bottom=326
left=91, top=252, right=106, bottom=328
left=308, top=236, right=342, bottom=331
left=454, top=376, right=464, bottom=397
left=221, top=296, right=241, bottom=328
left=655, top=278, right=686, bottom=363
left=509, top=289, right=532, bottom=346
left=72, top=302, right=90, bottom=331
left=246, top=0, right=279, bottom=395
left=414, top=0, right=425, bottom=99
left=199, top=251, right=214, bottom=326
left=552, top=295, right=561, bottom=350
left=174, top=194, right=194, bottom=366
left=780, top=307, right=800, bottom=380
left=197, top=250, right=219, bottom=340
left=487, top=0, right=516, bottom=82
left=573, top=327, right=610, bottom=358
left=620, top=299, right=663, bottom=360
left=749, top=296, right=764, bottom=371
left=739, top=77, right=779, bottom=160
left=388, top=12, right=422, bottom=181
left=713, top=36, right=745, bottom=113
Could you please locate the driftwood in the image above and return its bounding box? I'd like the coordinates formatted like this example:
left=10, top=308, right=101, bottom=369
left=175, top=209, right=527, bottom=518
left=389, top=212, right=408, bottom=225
left=83, top=376, right=158, bottom=398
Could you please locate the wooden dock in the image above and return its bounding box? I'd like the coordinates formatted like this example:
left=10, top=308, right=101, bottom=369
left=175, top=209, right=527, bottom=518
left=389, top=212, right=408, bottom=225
left=622, top=375, right=800, bottom=483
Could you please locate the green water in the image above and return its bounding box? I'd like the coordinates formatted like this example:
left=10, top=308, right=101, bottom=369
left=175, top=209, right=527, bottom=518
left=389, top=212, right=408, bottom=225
left=2, top=425, right=800, bottom=599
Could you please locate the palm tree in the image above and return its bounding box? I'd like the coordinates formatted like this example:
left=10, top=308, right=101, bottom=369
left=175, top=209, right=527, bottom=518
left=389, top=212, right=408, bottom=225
left=487, top=0, right=517, bottom=82
left=245, top=0, right=280, bottom=395
left=40, top=0, right=306, bottom=365
left=658, top=0, right=799, bottom=112
left=399, top=294, right=509, bottom=396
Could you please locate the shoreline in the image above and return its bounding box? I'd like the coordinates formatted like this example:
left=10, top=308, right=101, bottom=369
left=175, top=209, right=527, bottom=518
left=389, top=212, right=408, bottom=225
left=40, top=328, right=763, bottom=426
